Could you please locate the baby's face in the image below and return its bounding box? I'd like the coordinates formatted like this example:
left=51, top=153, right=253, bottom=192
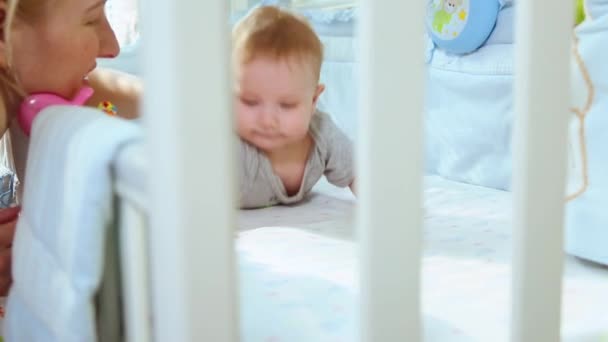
left=234, top=56, right=323, bottom=152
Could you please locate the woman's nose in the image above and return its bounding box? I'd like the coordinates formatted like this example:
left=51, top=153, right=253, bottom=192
left=98, top=19, right=121, bottom=58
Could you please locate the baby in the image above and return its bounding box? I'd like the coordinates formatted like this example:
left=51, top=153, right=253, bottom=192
left=233, top=6, right=355, bottom=209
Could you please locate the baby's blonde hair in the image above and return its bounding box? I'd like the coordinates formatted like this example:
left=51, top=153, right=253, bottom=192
left=232, top=6, right=323, bottom=82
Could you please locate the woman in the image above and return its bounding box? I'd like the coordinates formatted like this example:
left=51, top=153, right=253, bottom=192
left=0, top=0, right=141, bottom=295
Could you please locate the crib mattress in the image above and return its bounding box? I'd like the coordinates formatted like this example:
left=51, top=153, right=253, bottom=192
left=236, top=176, right=608, bottom=342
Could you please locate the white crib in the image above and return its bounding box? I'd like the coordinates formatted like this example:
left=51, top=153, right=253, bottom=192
left=106, top=0, right=584, bottom=341
left=10, top=0, right=608, bottom=341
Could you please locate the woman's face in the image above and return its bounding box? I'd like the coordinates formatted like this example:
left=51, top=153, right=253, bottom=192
left=10, top=0, right=119, bottom=99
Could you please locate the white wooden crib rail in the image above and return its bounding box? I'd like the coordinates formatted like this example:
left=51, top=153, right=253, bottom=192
left=129, top=0, right=574, bottom=341
left=511, top=1, right=572, bottom=341
left=143, top=1, right=237, bottom=341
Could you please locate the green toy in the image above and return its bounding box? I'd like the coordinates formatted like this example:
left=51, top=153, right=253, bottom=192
left=575, top=0, right=585, bottom=25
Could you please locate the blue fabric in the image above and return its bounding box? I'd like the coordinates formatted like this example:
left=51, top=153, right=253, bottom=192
left=425, top=5, right=514, bottom=190
left=565, top=5, right=608, bottom=265
left=586, top=0, right=608, bottom=18
left=257, top=0, right=356, bottom=25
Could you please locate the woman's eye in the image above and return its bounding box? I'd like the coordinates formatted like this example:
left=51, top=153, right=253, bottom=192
left=85, top=18, right=101, bottom=25
left=85, top=11, right=105, bottom=26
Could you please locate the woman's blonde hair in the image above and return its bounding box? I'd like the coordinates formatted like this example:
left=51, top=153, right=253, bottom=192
left=1, top=0, right=37, bottom=129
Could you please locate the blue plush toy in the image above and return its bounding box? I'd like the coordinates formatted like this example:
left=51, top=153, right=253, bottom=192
left=427, top=0, right=501, bottom=54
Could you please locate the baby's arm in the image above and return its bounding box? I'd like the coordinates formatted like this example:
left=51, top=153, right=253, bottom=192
left=85, top=67, right=142, bottom=119
left=315, top=111, right=356, bottom=194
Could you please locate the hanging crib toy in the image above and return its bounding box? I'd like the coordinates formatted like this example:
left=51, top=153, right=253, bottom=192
left=426, top=0, right=501, bottom=54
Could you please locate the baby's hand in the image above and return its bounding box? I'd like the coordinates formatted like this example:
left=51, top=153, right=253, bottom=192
left=349, top=180, right=357, bottom=196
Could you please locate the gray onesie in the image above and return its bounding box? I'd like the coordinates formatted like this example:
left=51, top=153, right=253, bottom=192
left=240, top=111, right=354, bottom=209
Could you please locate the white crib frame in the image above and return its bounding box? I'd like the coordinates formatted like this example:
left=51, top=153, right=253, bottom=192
left=117, top=0, right=574, bottom=341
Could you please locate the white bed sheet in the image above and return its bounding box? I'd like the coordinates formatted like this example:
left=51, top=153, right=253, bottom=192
left=236, top=176, right=608, bottom=341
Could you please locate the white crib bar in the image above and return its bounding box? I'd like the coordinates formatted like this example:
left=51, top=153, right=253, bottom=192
left=143, top=1, right=238, bottom=342
left=511, top=0, right=573, bottom=341
left=357, top=1, right=425, bottom=341
left=118, top=200, right=151, bottom=342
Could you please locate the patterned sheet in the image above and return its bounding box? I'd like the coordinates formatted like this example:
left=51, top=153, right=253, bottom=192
left=237, top=176, right=608, bottom=342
